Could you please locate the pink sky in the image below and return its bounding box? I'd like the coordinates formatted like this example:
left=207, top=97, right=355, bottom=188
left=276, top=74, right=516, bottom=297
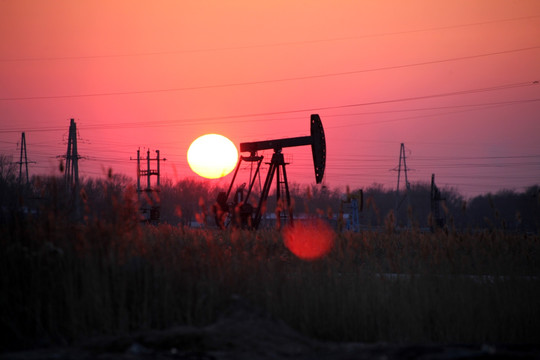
left=1, top=1, right=539, bottom=198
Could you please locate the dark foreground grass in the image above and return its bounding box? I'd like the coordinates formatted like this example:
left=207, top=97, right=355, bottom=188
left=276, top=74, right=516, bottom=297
left=1, top=213, right=539, bottom=351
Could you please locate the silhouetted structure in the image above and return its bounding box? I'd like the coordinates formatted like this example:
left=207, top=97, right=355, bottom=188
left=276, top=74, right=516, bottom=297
left=134, top=149, right=165, bottom=224
left=17, top=132, right=33, bottom=186
left=64, top=119, right=80, bottom=190
left=394, top=143, right=411, bottom=227
left=340, top=189, right=363, bottom=232
left=215, top=114, right=326, bottom=229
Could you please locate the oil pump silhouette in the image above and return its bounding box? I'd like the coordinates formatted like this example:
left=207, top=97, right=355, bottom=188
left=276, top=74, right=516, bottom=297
left=214, top=114, right=326, bottom=229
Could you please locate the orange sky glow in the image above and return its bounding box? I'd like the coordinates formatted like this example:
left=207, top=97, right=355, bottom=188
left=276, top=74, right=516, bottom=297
left=1, top=1, right=539, bottom=198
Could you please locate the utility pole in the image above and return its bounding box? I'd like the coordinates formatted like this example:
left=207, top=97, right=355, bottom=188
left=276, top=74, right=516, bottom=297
left=64, top=118, right=80, bottom=190
left=17, top=132, right=34, bottom=186
left=16, top=132, right=35, bottom=207
left=132, top=148, right=165, bottom=224
left=393, top=143, right=411, bottom=228
left=56, top=118, right=83, bottom=220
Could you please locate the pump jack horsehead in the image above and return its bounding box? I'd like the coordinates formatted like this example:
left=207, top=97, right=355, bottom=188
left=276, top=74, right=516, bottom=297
left=213, top=114, right=326, bottom=229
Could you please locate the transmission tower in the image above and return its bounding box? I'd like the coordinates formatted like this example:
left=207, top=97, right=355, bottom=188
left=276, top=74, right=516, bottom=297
left=393, top=143, right=411, bottom=228
left=53, top=118, right=84, bottom=220
left=17, top=132, right=34, bottom=186
left=133, top=148, right=166, bottom=224
left=64, top=118, right=80, bottom=190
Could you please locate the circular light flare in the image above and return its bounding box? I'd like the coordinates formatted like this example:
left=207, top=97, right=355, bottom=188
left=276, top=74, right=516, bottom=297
left=187, top=134, right=238, bottom=179
left=283, top=219, right=335, bottom=260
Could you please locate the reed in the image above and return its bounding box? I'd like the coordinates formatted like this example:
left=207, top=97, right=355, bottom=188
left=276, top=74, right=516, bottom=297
left=1, top=202, right=539, bottom=351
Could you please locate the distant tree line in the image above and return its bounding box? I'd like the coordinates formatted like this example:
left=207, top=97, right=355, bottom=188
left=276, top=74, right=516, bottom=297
left=1, top=155, right=539, bottom=232
left=358, top=182, right=540, bottom=233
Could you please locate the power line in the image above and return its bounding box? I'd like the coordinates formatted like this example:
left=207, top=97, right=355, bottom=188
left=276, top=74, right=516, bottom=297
left=413, top=154, right=540, bottom=161
left=2, top=15, right=539, bottom=62
left=1, top=82, right=537, bottom=135
left=1, top=47, right=538, bottom=101
left=326, top=101, right=535, bottom=130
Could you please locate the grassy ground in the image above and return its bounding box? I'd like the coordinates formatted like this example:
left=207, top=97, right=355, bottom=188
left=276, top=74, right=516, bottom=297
left=1, top=210, right=539, bottom=351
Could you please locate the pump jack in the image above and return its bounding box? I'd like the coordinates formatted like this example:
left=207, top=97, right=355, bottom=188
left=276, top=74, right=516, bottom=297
left=214, top=114, right=326, bottom=229
left=340, top=189, right=363, bottom=232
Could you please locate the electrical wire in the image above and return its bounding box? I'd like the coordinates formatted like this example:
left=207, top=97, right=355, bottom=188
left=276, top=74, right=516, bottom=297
left=2, top=14, right=539, bottom=62
left=1, top=47, right=538, bottom=101
left=0, top=82, right=537, bottom=134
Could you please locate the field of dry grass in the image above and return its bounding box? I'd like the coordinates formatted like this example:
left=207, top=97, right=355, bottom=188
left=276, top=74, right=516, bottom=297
left=1, top=205, right=539, bottom=351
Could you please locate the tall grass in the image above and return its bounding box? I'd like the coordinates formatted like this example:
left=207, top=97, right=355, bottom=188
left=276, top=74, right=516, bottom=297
left=1, top=200, right=539, bottom=351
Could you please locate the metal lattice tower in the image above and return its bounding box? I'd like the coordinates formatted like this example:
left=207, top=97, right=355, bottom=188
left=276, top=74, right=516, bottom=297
left=17, top=132, right=34, bottom=186
left=394, top=143, right=411, bottom=227
left=64, top=118, right=80, bottom=189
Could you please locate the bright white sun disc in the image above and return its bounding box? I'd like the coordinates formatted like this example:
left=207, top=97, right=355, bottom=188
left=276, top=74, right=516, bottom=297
left=187, top=134, right=238, bottom=179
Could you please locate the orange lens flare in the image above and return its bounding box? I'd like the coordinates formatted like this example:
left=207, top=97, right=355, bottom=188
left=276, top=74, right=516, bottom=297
left=283, top=219, right=335, bottom=260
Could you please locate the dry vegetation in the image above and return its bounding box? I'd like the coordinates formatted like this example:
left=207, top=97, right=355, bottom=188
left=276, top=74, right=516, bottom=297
left=2, top=190, right=539, bottom=353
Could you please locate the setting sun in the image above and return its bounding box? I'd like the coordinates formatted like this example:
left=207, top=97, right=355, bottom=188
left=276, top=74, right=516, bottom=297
left=187, top=134, right=238, bottom=179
